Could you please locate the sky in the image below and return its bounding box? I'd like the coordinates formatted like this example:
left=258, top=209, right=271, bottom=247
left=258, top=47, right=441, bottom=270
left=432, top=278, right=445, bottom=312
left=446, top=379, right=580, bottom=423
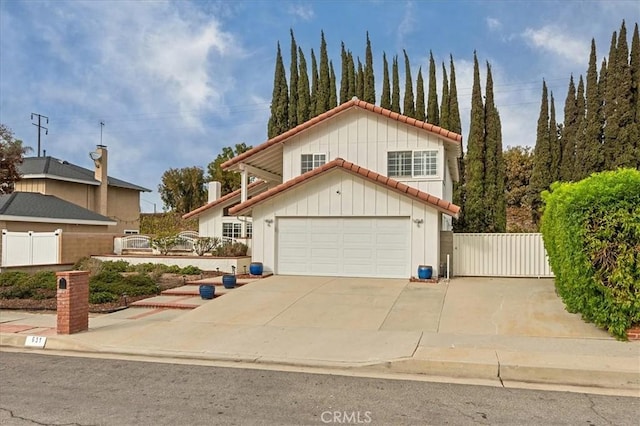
left=1, top=0, right=638, bottom=213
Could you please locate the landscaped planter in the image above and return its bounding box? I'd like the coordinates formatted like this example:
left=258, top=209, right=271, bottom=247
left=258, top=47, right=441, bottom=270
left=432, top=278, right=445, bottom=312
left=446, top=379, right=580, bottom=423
left=417, top=265, right=433, bottom=280
left=222, top=275, right=237, bottom=289
left=249, top=262, right=263, bottom=276
left=199, top=284, right=215, bottom=299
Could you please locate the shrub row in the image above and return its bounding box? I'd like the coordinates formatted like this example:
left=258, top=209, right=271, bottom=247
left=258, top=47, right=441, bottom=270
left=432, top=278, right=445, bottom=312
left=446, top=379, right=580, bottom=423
left=0, top=271, right=57, bottom=300
left=541, top=168, right=640, bottom=339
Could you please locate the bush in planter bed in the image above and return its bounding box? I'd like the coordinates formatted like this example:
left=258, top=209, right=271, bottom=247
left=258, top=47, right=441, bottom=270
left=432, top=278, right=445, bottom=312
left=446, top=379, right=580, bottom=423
left=0, top=271, right=57, bottom=299
left=541, top=168, right=640, bottom=340
left=89, top=271, right=159, bottom=303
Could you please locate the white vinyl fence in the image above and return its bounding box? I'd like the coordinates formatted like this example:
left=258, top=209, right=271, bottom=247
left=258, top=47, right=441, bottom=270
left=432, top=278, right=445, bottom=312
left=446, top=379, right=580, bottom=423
left=453, top=233, right=554, bottom=278
left=1, top=229, right=61, bottom=267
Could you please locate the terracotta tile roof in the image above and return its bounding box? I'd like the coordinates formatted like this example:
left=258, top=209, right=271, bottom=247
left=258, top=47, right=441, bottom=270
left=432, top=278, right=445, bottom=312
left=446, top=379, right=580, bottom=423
left=182, top=180, right=268, bottom=219
left=229, top=158, right=460, bottom=218
left=222, top=98, right=463, bottom=170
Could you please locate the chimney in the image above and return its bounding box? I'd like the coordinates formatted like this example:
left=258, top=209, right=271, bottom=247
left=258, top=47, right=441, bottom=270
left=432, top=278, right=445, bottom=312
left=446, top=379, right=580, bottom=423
left=208, top=181, right=221, bottom=203
left=94, top=145, right=108, bottom=216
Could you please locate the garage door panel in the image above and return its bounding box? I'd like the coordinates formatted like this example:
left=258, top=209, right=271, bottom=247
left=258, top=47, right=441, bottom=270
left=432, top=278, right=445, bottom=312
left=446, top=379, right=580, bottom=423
left=278, top=217, right=410, bottom=278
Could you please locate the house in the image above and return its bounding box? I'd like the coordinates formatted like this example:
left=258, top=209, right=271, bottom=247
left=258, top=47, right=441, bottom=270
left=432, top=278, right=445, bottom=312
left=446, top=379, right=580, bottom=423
left=11, top=145, right=151, bottom=234
left=186, top=98, right=461, bottom=278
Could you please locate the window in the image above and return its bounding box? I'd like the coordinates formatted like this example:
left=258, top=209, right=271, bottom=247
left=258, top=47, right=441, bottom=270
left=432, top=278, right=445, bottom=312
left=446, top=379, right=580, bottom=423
left=388, top=150, right=437, bottom=177
left=301, top=153, right=326, bottom=173
left=222, top=223, right=242, bottom=239
left=246, top=222, right=252, bottom=238
left=123, top=230, right=139, bottom=235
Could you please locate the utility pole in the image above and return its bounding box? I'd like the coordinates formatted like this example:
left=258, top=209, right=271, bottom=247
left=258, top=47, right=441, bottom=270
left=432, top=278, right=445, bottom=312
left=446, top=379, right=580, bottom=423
left=99, top=120, right=105, bottom=146
left=31, top=113, right=48, bottom=157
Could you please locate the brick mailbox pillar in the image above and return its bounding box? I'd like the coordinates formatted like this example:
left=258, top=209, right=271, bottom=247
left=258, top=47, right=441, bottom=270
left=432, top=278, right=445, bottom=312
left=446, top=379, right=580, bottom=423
left=56, top=271, right=89, bottom=335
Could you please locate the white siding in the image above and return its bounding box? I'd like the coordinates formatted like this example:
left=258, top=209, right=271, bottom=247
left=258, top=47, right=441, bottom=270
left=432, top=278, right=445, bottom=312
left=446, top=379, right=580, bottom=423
left=282, top=109, right=446, bottom=198
left=453, top=233, right=554, bottom=277
left=250, top=170, right=441, bottom=277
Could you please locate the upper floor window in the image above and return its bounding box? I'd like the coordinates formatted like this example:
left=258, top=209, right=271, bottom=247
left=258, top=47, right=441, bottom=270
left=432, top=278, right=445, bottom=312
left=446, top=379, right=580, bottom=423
left=301, top=153, right=326, bottom=173
left=246, top=221, right=252, bottom=239
left=222, top=222, right=242, bottom=239
left=388, top=150, right=438, bottom=178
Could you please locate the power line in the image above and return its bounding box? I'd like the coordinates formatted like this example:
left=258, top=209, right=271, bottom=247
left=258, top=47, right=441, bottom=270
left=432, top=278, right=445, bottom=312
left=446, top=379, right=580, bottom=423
left=31, top=113, right=48, bottom=157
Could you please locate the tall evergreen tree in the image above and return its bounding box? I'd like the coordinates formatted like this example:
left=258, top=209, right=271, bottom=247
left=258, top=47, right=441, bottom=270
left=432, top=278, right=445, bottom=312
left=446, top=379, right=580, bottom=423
left=316, top=31, right=331, bottom=115
left=363, top=32, right=376, bottom=104
left=427, top=51, right=439, bottom=125
left=548, top=92, right=561, bottom=182
left=356, top=58, right=365, bottom=99
left=415, top=67, right=426, bottom=121
left=448, top=56, right=462, bottom=134
left=610, top=21, right=635, bottom=168
left=329, top=60, right=338, bottom=108
left=380, top=53, right=391, bottom=109
left=267, top=42, right=289, bottom=138
left=603, top=30, right=619, bottom=169
left=560, top=75, right=578, bottom=181
left=310, top=49, right=319, bottom=118
left=339, top=42, right=349, bottom=104
left=630, top=23, right=640, bottom=168
left=347, top=51, right=356, bottom=100
left=464, top=52, right=486, bottom=232
left=483, top=62, right=506, bottom=232
left=576, top=40, right=603, bottom=179
left=529, top=81, right=551, bottom=225
left=440, top=63, right=450, bottom=129
left=574, top=75, right=586, bottom=175
left=449, top=56, right=465, bottom=231
left=297, top=47, right=311, bottom=124
left=288, top=29, right=299, bottom=129
left=391, top=55, right=401, bottom=113
left=403, top=50, right=415, bottom=117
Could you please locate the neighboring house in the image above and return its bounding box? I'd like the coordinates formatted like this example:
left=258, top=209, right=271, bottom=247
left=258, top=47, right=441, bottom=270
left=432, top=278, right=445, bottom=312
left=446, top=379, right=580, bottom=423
left=12, top=145, right=150, bottom=234
left=186, top=98, right=462, bottom=278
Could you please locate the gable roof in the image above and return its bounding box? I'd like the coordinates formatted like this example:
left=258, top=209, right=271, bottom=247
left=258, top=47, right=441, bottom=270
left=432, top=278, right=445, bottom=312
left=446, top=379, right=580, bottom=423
left=222, top=97, right=463, bottom=171
left=229, top=158, right=460, bottom=218
left=182, top=180, right=269, bottom=219
left=0, top=192, right=117, bottom=225
left=18, top=157, right=151, bottom=192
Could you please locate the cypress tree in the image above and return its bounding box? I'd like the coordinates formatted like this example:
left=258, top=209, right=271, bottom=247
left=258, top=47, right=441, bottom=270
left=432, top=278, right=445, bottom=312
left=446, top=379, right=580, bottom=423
left=329, top=60, right=338, bottom=108
left=356, top=58, right=364, bottom=99
left=610, top=21, right=635, bottom=168
left=483, top=62, right=506, bottom=232
left=347, top=51, right=356, bottom=100
left=548, top=92, right=561, bottom=182
left=310, top=49, right=318, bottom=118
left=391, top=55, right=401, bottom=113
left=267, top=42, right=289, bottom=138
left=289, top=29, right=299, bottom=129
left=449, top=56, right=465, bottom=231
left=380, top=53, right=391, bottom=109
left=297, top=47, right=311, bottom=124
left=560, top=75, right=577, bottom=181
left=440, top=62, right=450, bottom=129
left=464, top=52, right=486, bottom=232
left=631, top=23, right=640, bottom=168
left=316, top=31, right=331, bottom=115
left=339, top=42, right=349, bottom=104
left=427, top=51, right=439, bottom=125
left=574, top=75, right=586, bottom=175
left=364, top=32, right=376, bottom=104
left=415, top=67, right=426, bottom=121
left=403, top=50, right=415, bottom=117
left=603, top=31, right=618, bottom=169
left=529, top=81, right=551, bottom=225
left=576, top=40, right=603, bottom=179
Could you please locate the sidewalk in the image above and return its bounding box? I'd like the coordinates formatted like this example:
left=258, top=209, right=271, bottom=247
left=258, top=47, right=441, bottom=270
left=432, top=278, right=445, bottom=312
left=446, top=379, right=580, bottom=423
left=1, top=276, right=638, bottom=395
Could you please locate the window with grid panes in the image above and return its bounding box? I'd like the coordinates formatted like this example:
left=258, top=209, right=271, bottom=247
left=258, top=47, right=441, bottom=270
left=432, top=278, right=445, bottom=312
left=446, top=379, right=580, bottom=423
left=301, top=153, right=326, bottom=173
left=222, top=223, right=242, bottom=239
left=388, top=150, right=437, bottom=177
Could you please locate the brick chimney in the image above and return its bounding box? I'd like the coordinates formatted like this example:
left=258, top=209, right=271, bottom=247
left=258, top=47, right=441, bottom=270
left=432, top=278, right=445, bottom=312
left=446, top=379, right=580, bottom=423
left=93, top=145, right=108, bottom=216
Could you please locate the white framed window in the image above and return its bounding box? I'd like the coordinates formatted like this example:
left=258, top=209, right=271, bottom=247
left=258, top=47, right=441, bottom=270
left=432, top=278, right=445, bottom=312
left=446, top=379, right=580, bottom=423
left=222, top=223, right=242, bottom=239
left=388, top=150, right=438, bottom=178
left=301, top=153, right=326, bottom=173
left=123, top=230, right=140, bottom=235
left=246, top=222, right=252, bottom=239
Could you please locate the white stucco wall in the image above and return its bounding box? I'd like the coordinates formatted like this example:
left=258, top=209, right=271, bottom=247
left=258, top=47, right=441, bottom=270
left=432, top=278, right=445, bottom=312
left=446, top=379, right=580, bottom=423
left=249, top=170, right=441, bottom=277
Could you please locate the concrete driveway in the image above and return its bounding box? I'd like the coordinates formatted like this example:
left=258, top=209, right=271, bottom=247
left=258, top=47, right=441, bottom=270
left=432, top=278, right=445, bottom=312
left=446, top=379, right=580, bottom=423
left=177, top=275, right=609, bottom=339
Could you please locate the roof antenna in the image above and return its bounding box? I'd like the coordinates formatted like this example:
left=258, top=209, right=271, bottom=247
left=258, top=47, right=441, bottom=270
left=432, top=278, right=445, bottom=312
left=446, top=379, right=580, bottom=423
left=99, top=120, right=105, bottom=147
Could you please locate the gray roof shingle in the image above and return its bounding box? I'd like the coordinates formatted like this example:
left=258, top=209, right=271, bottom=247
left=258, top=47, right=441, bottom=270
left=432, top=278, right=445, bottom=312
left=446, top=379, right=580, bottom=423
left=18, top=157, right=151, bottom=192
left=0, top=192, right=116, bottom=224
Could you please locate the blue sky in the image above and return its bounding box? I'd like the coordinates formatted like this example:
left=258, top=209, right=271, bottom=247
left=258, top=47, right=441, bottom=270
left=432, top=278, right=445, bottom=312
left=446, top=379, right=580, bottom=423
left=1, top=0, right=638, bottom=212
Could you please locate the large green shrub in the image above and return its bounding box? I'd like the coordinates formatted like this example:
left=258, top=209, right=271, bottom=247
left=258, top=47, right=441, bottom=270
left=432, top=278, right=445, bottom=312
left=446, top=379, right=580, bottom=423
left=541, top=168, right=640, bottom=339
left=0, top=271, right=56, bottom=299
left=89, top=271, right=159, bottom=302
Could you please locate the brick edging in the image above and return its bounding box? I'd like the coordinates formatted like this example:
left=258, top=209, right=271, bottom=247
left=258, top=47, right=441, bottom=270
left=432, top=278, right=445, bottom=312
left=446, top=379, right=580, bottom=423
left=627, top=327, right=640, bottom=341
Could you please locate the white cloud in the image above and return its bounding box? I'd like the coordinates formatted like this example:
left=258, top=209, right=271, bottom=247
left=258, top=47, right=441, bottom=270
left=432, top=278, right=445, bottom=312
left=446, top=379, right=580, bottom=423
left=288, top=3, right=314, bottom=20
left=486, top=17, right=502, bottom=31
left=522, top=26, right=589, bottom=65
left=396, top=1, right=417, bottom=46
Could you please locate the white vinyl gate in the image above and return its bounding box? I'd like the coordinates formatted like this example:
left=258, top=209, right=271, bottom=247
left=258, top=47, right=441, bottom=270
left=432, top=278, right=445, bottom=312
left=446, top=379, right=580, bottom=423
left=1, top=229, right=61, bottom=267
left=453, top=233, right=553, bottom=277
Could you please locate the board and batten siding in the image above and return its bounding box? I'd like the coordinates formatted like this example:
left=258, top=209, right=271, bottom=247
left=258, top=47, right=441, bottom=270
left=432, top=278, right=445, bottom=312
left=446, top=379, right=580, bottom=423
left=453, top=233, right=554, bottom=277
left=282, top=108, right=446, bottom=199
left=251, top=170, right=441, bottom=277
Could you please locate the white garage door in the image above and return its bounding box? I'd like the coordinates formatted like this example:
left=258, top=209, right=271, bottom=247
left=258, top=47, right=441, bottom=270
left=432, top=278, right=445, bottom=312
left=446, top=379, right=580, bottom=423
left=277, top=217, right=410, bottom=278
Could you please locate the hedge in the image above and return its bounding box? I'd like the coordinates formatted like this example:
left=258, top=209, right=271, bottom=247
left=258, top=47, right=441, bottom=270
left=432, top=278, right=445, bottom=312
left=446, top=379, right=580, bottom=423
left=541, top=168, right=640, bottom=339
